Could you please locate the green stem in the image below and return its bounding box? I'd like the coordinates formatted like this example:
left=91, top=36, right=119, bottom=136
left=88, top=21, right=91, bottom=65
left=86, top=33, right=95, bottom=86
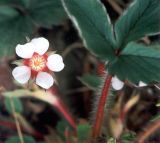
left=92, top=74, right=112, bottom=139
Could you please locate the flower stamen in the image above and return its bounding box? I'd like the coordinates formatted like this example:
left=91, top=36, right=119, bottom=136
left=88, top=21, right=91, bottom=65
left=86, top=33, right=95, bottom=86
left=29, top=54, right=46, bottom=71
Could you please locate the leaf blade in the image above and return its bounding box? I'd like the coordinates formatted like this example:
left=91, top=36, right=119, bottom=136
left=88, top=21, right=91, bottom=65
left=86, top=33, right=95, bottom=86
left=115, top=0, right=160, bottom=49
left=62, top=0, right=115, bottom=60
left=108, top=42, right=160, bottom=83
left=29, top=0, right=67, bottom=28
left=0, top=15, right=35, bottom=57
left=78, top=74, right=102, bottom=90
left=4, top=97, right=23, bottom=114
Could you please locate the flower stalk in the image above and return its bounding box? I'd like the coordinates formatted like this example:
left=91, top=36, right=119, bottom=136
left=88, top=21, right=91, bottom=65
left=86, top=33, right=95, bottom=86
left=92, top=74, right=112, bottom=139
left=48, top=89, right=77, bottom=131
left=55, top=99, right=77, bottom=131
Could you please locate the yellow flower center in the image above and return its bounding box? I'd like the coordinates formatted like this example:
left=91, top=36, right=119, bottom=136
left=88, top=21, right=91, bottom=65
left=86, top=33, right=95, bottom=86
left=29, top=54, right=46, bottom=71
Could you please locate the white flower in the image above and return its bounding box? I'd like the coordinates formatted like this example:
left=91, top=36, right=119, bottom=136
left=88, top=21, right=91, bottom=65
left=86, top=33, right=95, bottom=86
left=111, top=76, right=124, bottom=90
left=111, top=76, right=147, bottom=90
left=138, top=81, right=147, bottom=87
left=12, top=37, right=64, bottom=89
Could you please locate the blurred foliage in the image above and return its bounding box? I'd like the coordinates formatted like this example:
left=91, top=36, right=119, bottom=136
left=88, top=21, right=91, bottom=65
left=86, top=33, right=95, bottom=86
left=77, top=123, right=91, bottom=141
left=121, top=131, right=136, bottom=143
left=5, top=135, right=36, bottom=143
left=107, top=138, right=116, bottom=143
left=4, top=97, right=23, bottom=114
left=56, top=120, right=70, bottom=139
left=79, top=74, right=102, bottom=90
left=0, top=0, right=66, bottom=57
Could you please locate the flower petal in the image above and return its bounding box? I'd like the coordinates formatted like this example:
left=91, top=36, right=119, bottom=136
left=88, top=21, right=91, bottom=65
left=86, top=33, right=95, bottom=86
left=139, top=81, right=147, bottom=87
left=16, top=43, right=35, bottom=58
left=31, top=37, right=49, bottom=55
left=47, top=54, right=64, bottom=72
left=12, top=66, right=31, bottom=84
left=36, top=72, right=54, bottom=89
left=112, top=76, right=124, bottom=90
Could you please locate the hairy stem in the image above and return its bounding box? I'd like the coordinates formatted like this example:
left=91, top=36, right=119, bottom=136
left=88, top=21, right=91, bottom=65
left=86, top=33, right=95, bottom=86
left=92, top=74, right=112, bottom=139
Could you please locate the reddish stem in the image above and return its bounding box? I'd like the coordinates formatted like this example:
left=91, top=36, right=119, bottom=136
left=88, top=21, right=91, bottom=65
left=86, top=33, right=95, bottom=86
left=64, top=128, right=70, bottom=143
left=55, top=100, right=77, bottom=131
left=92, top=74, right=112, bottom=139
left=97, top=62, right=105, bottom=76
left=48, top=88, right=77, bottom=131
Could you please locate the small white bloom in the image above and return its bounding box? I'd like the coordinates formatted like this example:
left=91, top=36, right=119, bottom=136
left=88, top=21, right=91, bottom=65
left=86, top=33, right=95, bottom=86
left=138, top=81, right=147, bottom=87
left=12, top=37, right=64, bottom=89
left=111, top=76, right=124, bottom=90
left=111, top=76, right=147, bottom=90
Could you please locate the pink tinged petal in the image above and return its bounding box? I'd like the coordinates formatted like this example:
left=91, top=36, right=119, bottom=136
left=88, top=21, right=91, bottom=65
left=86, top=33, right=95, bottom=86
left=47, top=54, right=64, bottom=72
left=12, top=66, right=31, bottom=84
left=112, top=76, right=124, bottom=90
left=139, top=81, right=147, bottom=87
left=16, top=43, right=35, bottom=59
left=31, top=37, right=49, bottom=55
left=36, top=72, right=54, bottom=89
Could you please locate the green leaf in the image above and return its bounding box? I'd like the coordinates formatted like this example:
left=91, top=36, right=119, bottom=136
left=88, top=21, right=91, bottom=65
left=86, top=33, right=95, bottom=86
left=107, top=138, right=116, bottom=143
left=151, top=114, right=160, bottom=121
left=115, top=0, right=160, bottom=49
left=61, top=0, right=115, bottom=61
left=0, top=0, right=66, bottom=57
left=0, top=15, right=35, bottom=57
left=21, top=0, right=31, bottom=8
left=0, top=5, right=19, bottom=22
left=29, top=0, right=67, bottom=28
left=121, top=131, right=136, bottom=142
left=56, top=120, right=70, bottom=139
left=5, top=135, right=36, bottom=143
left=78, top=74, right=102, bottom=90
left=77, top=124, right=91, bottom=141
left=4, top=97, right=23, bottom=114
left=108, top=42, right=160, bottom=84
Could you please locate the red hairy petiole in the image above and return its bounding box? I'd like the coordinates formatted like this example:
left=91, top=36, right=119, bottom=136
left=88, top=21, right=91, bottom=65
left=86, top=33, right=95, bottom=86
left=92, top=74, right=112, bottom=139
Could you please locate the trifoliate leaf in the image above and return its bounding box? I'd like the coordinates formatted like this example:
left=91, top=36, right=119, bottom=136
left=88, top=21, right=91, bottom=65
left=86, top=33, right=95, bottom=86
left=108, top=42, right=160, bottom=84
left=115, top=0, right=160, bottom=49
left=61, top=0, right=115, bottom=61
